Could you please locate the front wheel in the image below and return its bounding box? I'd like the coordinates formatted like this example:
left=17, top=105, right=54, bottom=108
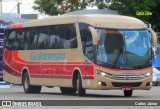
left=22, top=72, right=41, bottom=93
left=124, top=90, right=133, bottom=97
left=76, top=74, right=86, bottom=96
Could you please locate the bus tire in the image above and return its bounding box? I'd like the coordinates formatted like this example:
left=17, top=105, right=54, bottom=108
left=76, top=73, right=86, bottom=96
left=60, top=87, right=77, bottom=94
left=124, top=90, right=133, bottom=97
left=22, top=72, right=41, bottom=93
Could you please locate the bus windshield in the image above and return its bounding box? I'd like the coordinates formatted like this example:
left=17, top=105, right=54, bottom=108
left=96, top=29, right=151, bottom=69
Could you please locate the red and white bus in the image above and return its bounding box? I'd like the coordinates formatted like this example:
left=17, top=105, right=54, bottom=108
left=0, top=20, right=13, bottom=81
left=3, top=15, right=157, bottom=96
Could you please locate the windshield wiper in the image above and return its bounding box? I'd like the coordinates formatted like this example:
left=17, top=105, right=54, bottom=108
left=97, top=60, right=107, bottom=64
left=97, top=60, right=114, bottom=68
left=112, top=49, right=124, bottom=68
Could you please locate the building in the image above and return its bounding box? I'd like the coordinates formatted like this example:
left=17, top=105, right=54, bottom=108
left=0, top=13, right=29, bottom=23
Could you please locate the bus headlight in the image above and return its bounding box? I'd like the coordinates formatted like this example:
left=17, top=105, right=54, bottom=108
left=96, top=70, right=113, bottom=77
left=145, top=72, right=152, bottom=77
left=96, top=70, right=107, bottom=77
left=142, top=72, right=152, bottom=77
left=139, top=72, right=152, bottom=78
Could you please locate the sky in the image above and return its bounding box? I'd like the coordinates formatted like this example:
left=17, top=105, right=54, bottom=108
left=2, top=0, right=47, bottom=18
left=1, top=0, right=97, bottom=19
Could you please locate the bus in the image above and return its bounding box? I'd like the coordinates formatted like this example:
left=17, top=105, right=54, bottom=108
left=3, top=14, right=157, bottom=97
left=0, top=20, right=13, bottom=81
left=0, top=31, right=3, bottom=81
left=152, top=33, right=160, bottom=86
left=0, top=26, right=6, bottom=81
left=152, top=46, right=160, bottom=86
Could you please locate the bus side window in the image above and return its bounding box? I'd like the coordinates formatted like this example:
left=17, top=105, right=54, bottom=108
left=50, top=25, right=64, bottom=49
left=49, top=34, right=57, bottom=49
left=37, top=27, right=49, bottom=49
left=50, top=26, right=57, bottom=49
left=4, top=30, right=12, bottom=49
left=17, top=29, right=25, bottom=50
left=63, top=24, right=77, bottom=49
left=71, top=24, right=78, bottom=48
left=23, top=30, right=29, bottom=50
left=29, top=28, right=38, bottom=50
left=25, top=31, right=31, bottom=50
left=9, top=30, right=18, bottom=50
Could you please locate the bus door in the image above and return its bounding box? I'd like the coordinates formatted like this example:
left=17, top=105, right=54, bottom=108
left=79, top=23, right=95, bottom=78
left=83, top=32, right=94, bottom=78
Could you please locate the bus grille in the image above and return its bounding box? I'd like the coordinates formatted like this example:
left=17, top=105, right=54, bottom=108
left=109, top=75, right=145, bottom=80
left=112, top=82, right=142, bottom=87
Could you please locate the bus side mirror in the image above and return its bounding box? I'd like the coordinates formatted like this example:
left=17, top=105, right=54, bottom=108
left=89, top=26, right=98, bottom=45
left=148, top=28, right=157, bottom=46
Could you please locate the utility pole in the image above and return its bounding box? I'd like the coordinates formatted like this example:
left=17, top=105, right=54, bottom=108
left=0, top=0, right=2, bottom=16
left=17, top=0, right=20, bottom=14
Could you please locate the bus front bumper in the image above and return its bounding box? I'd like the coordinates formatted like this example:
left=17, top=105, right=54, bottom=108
left=84, top=74, right=152, bottom=90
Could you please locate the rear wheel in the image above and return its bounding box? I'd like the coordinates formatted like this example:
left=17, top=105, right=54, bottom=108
left=124, top=90, right=133, bottom=97
left=22, top=72, right=41, bottom=93
left=76, top=73, right=86, bottom=96
left=60, top=87, right=77, bottom=94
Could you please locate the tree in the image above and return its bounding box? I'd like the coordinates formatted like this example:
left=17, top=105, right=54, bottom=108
left=106, top=0, right=160, bottom=31
left=33, top=0, right=160, bottom=31
left=33, top=0, right=89, bottom=15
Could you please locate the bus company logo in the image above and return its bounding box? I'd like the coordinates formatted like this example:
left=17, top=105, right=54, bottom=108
left=125, top=76, right=129, bottom=80
left=2, top=101, right=11, bottom=106
left=30, top=51, right=65, bottom=61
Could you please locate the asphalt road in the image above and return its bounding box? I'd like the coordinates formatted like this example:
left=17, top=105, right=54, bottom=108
left=0, top=85, right=160, bottom=100
left=0, top=85, right=160, bottom=109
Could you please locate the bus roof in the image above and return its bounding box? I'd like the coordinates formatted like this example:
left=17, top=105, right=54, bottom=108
left=8, top=14, right=147, bottom=29
left=78, top=14, right=147, bottom=29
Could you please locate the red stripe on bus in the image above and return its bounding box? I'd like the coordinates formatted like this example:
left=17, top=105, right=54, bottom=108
left=30, top=74, right=94, bottom=79
left=30, top=75, right=61, bottom=79
left=12, top=50, right=94, bottom=65
left=83, top=76, right=94, bottom=79
left=3, top=61, right=21, bottom=77
left=6, top=23, right=23, bottom=29
left=4, top=49, right=94, bottom=80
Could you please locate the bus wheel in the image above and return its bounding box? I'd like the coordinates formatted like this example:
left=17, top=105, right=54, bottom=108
left=124, top=90, right=133, bottom=97
left=76, top=73, right=86, bottom=96
left=22, top=72, right=41, bottom=93
left=60, top=87, right=77, bottom=94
